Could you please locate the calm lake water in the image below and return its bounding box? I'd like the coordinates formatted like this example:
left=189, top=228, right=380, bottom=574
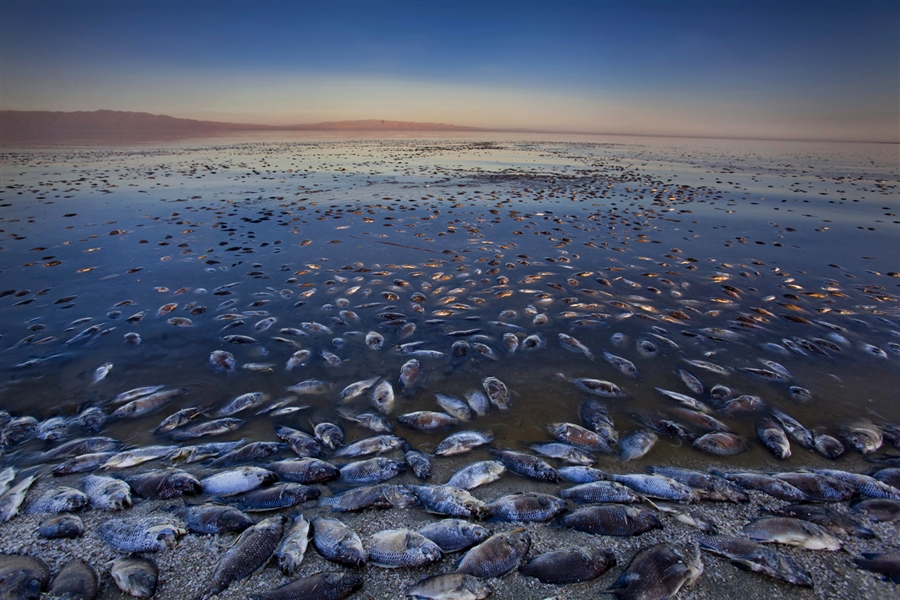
left=1, top=132, right=898, bottom=472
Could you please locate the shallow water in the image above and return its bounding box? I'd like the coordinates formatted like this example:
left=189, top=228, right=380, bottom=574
left=1, top=134, right=898, bottom=471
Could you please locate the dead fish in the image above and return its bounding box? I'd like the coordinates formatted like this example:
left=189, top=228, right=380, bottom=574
left=112, top=385, right=166, bottom=405
left=371, top=380, right=395, bottom=414
left=417, top=520, right=490, bottom=553
left=697, top=534, right=813, bottom=587
left=489, top=449, right=559, bottom=483
left=102, top=445, right=177, bottom=468
left=486, top=492, right=567, bottom=522
left=853, top=552, right=900, bottom=584
left=318, top=484, right=417, bottom=513
left=764, top=503, right=875, bottom=538
left=38, top=513, right=85, bottom=539
left=338, top=457, right=406, bottom=485
left=25, top=487, right=88, bottom=514
left=677, top=369, right=704, bottom=395
left=48, top=559, right=98, bottom=600
left=398, top=411, right=460, bottom=432
left=111, top=388, right=187, bottom=419
left=204, top=515, right=285, bottom=598
left=559, top=480, right=642, bottom=504
left=654, top=388, right=712, bottom=414
left=527, top=442, right=596, bottom=465
left=842, top=420, right=883, bottom=454
left=0, top=553, right=50, bottom=599
left=604, top=542, right=703, bottom=600
left=313, top=422, right=344, bottom=449
left=171, top=418, right=244, bottom=441
left=339, top=377, right=380, bottom=403
left=227, top=482, right=319, bottom=512
left=407, top=573, right=490, bottom=600
left=400, top=359, right=422, bottom=390
left=619, top=429, right=658, bottom=462
left=152, top=406, right=205, bottom=434
left=216, top=392, right=268, bottom=417
left=456, top=529, right=531, bottom=578
left=125, top=469, right=202, bottom=499
left=110, top=558, right=158, bottom=599
left=712, top=470, right=809, bottom=502
left=692, top=432, right=748, bottom=456
left=339, top=411, right=394, bottom=434
left=81, top=474, right=132, bottom=510
left=482, top=376, right=510, bottom=410
left=91, top=362, right=113, bottom=384
left=720, top=395, right=768, bottom=416
left=811, top=468, right=900, bottom=500
left=757, top=418, right=791, bottom=459
left=435, top=393, right=473, bottom=422
left=435, top=431, right=495, bottom=457
left=683, top=359, right=731, bottom=376
left=742, top=367, right=791, bottom=382
left=312, top=516, right=367, bottom=567
left=603, top=351, right=640, bottom=378
left=769, top=407, right=814, bottom=449
left=503, top=332, right=519, bottom=355
left=285, top=349, right=311, bottom=371
left=852, top=498, right=900, bottom=523
left=646, top=467, right=748, bottom=503
left=548, top=422, right=614, bottom=453
left=411, top=485, right=487, bottom=519
left=333, top=435, right=403, bottom=458
left=607, top=473, right=699, bottom=503
left=98, top=515, right=187, bottom=552
left=743, top=517, right=842, bottom=550
left=520, top=546, right=616, bottom=584
left=464, top=390, right=490, bottom=417
left=267, top=458, right=340, bottom=484
left=559, top=504, right=661, bottom=536
left=367, top=529, right=442, bottom=568
left=249, top=573, right=361, bottom=600
left=772, top=472, right=856, bottom=502
left=168, top=439, right=248, bottom=463
left=287, top=379, right=332, bottom=395
left=404, top=449, right=432, bottom=480
left=560, top=374, right=625, bottom=398
left=200, top=466, right=277, bottom=496
left=174, top=504, right=254, bottom=535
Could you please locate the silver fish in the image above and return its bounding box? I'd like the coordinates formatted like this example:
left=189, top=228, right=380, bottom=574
left=853, top=553, right=900, bottom=584
left=407, top=573, right=490, bottom=600
left=486, top=492, right=567, bottom=522
left=125, top=469, right=202, bottom=499
left=339, top=377, right=380, bottom=402
left=527, top=442, right=596, bottom=465
left=171, top=418, right=244, bottom=441
left=743, top=517, right=842, bottom=551
left=338, top=457, right=406, bottom=484
left=200, top=466, right=277, bottom=496
left=520, top=546, right=617, bottom=584
left=98, top=515, right=187, bottom=552
left=619, top=429, right=658, bottom=462
left=560, top=504, right=662, bottom=536
left=811, top=469, right=900, bottom=500
left=25, top=486, right=88, bottom=514
left=683, top=358, right=731, bottom=375
left=215, top=391, right=268, bottom=416
left=678, top=369, right=704, bottom=394
left=371, top=380, right=396, bottom=414
left=558, top=466, right=608, bottom=483
left=333, top=434, right=404, bottom=458
left=417, top=519, right=490, bottom=553
left=655, top=502, right=719, bottom=532
left=205, top=515, right=286, bottom=597
left=548, top=422, right=614, bottom=453
left=435, top=393, right=473, bottom=421
left=697, top=534, right=813, bottom=587
left=560, top=480, right=642, bottom=504
left=276, top=514, right=310, bottom=577
left=110, top=558, right=158, bottom=599
left=841, top=420, right=883, bottom=454
left=0, top=475, right=36, bottom=523
left=457, top=529, right=531, bottom=578
left=757, top=418, right=791, bottom=459
left=411, top=485, right=487, bottom=519
left=489, top=448, right=559, bottom=483
left=400, top=359, right=422, bottom=389
left=152, top=406, right=205, bottom=435
left=81, top=474, right=132, bottom=510
left=405, top=449, right=433, bottom=480
left=608, top=473, right=699, bottom=502
left=603, top=351, right=639, bottom=378
left=367, top=529, right=442, bottom=568
left=646, top=467, right=748, bottom=503
left=111, top=388, right=187, bottom=419
left=464, top=390, right=490, bottom=417
left=102, top=445, right=177, bottom=468
left=0, top=553, right=50, bottom=599
left=312, top=516, right=367, bottom=567
left=604, top=542, right=703, bottom=599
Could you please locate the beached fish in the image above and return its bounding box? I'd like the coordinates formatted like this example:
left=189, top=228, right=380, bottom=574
left=200, top=466, right=276, bottom=496
left=435, top=393, right=473, bottom=422
left=110, top=558, right=158, bottom=599
left=81, top=474, right=131, bottom=510
left=25, top=486, right=88, bottom=514
left=48, top=559, right=98, bottom=600
left=102, top=445, right=177, bottom=468
left=692, top=432, right=748, bottom=456
left=313, top=517, right=367, bottom=567
left=580, top=398, right=618, bottom=443
left=548, top=422, right=614, bottom=453
left=411, top=485, right=487, bottom=519
left=38, top=513, right=84, bottom=539
left=407, top=573, right=490, bottom=600
left=764, top=503, right=875, bottom=538
left=757, top=418, right=791, bottom=459
left=203, top=515, right=285, bottom=598
left=743, top=517, right=842, bottom=550
left=604, top=542, right=703, bottom=600
left=558, top=466, right=608, bottom=483
left=489, top=449, right=559, bottom=483
left=250, top=572, right=363, bottom=600
left=338, top=457, right=406, bottom=485
left=486, top=492, right=567, bottom=522
left=98, top=515, right=187, bottom=552
left=0, top=476, right=36, bottom=523
left=559, top=480, right=642, bottom=504
left=853, top=553, right=900, bottom=583
left=712, top=471, right=809, bottom=502
left=559, top=504, right=661, bottom=536
left=319, top=484, right=417, bottom=512
left=399, top=359, right=422, bottom=390
left=175, top=504, right=254, bottom=535
left=404, top=448, right=432, bottom=480
left=417, top=519, right=490, bottom=553
left=227, top=482, right=319, bottom=512
left=841, top=420, right=883, bottom=454
left=772, top=472, right=856, bottom=502
left=457, top=529, right=531, bottom=578
left=646, top=467, right=748, bottom=503
left=520, top=546, right=616, bottom=584
left=268, top=458, right=340, bottom=484
left=811, top=468, right=900, bottom=500
left=697, top=534, right=813, bottom=587
left=607, top=473, right=699, bottom=502
left=125, top=469, right=201, bottom=499
left=367, top=529, right=442, bottom=568
left=111, top=387, right=187, bottom=419
left=334, top=434, right=403, bottom=458
left=852, top=498, right=900, bottom=523
left=527, top=442, right=596, bottom=465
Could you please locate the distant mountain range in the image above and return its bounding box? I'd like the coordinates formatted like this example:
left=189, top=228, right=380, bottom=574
left=0, top=109, right=486, bottom=141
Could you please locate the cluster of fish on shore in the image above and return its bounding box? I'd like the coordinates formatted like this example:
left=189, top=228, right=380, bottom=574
left=1, top=139, right=898, bottom=599
left=1, top=371, right=900, bottom=598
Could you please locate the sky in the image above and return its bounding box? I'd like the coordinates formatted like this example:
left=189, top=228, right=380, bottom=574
left=1, top=1, right=897, bottom=142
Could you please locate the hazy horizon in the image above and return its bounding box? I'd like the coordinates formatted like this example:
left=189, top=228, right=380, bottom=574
left=2, top=1, right=897, bottom=143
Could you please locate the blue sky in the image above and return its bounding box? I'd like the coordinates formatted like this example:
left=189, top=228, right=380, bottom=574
left=1, top=1, right=897, bottom=141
